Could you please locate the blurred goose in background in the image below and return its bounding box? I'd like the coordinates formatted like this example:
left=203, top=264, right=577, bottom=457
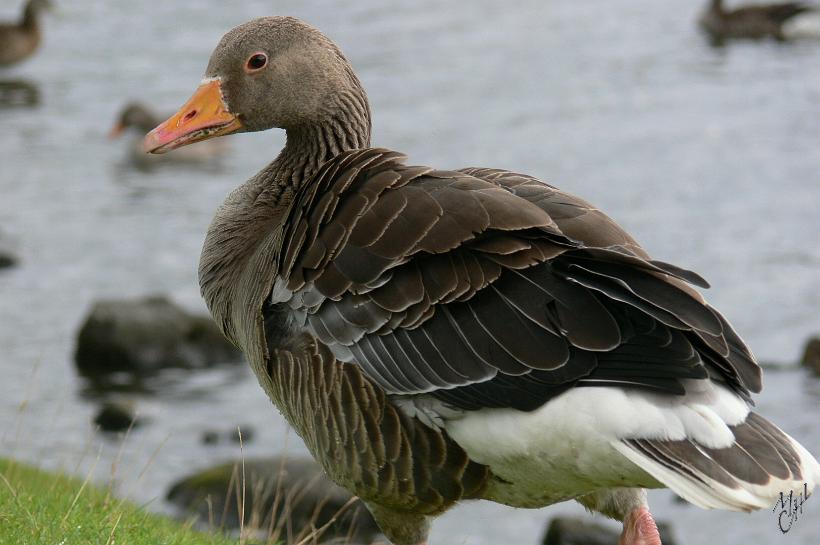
left=143, top=17, right=820, bottom=545
left=0, top=78, right=38, bottom=107
left=0, top=0, right=51, bottom=67
left=699, top=0, right=818, bottom=42
left=110, top=101, right=227, bottom=170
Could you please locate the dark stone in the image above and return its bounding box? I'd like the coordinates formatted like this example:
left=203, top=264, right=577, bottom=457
left=201, top=430, right=220, bottom=445
left=542, top=516, right=619, bottom=545
left=800, top=336, right=820, bottom=375
left=230, top=425, right=254, bottom=444
left=199, top=426, right=255, bottom=446
left=94, top=402, right=139, bottom=432
left=0, top=252, right=16, bottom=269
left=542, top=515, right=678, bottom=545
left=0, top=233, right=18, bottom=269
left=166, top=457, right=380, bottom=543
left=74, top=295, right=242, bottom=378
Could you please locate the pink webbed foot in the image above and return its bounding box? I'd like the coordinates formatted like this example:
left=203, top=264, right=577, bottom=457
left=619, top=507, right=662, bottom=545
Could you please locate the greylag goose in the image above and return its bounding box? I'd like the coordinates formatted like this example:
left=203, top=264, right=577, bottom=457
left=111, top=101, right=226, bottom=169
left=143, top=17, right=820, bottom=545
left=109, top=102, right=161, bottom=140
left=0, top=78, right=38, bottom=107
left=699, top=0, right=816, bottom=42
left=0, top=0, right=51, bottom=67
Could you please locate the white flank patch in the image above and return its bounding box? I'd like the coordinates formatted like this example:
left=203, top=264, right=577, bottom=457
left=440, top=380, right=751, bottom=507
left=783, top=12, right=820, bottom=40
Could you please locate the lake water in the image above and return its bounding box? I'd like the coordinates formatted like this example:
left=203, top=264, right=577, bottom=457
left=1, top=0, right=819, bottom=543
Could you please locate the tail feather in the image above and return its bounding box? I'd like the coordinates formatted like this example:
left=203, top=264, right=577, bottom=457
left=765, top=2, right=815, bottom=24
left=613, top=412, right=819, bottom=512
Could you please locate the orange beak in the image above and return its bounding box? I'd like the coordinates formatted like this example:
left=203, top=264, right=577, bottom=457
left=143, top=79, right=242, bottom=154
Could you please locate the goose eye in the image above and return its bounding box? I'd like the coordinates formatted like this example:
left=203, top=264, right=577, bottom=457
left=245, top=53, right=268, bottom=72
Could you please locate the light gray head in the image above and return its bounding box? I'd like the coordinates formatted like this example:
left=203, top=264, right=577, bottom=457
left=144, top=16, right=371, bottom=155
left=205, top=16, right=369, bottom=132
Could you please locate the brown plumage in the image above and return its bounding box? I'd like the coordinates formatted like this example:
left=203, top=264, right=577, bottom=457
left=0, top=0, right=51, bottom=67
left=144, top=16, right=820, bottom=545
left=699, top=0, right=815, bottom=43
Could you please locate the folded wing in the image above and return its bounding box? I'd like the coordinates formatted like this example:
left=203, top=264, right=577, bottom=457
left=273, top=149, right=762, bottom=411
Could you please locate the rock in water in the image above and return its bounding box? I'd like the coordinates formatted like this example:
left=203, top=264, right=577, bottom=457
left=74, top=295, right=242, bottom=378
left=542, top=516, right=619, bottom=545
left=0, top=231, right=19, bottom=269
left=94, top=402, right=140, bottom=432
left=230, top=425, right=254, bottom=444
left=0, top=251, right=16, bottom=269
left=200, top=430, right=220, bottom=445
left=800, top=336, right=820, bottom=375
left=166, top=457, right=380, bottom=543
left=198, top=425, right=255, bottom=446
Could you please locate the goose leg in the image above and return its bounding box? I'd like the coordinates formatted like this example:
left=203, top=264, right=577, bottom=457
left=619, top=507, right=662, bottom=545
left=577, top=487, right=662, bottom=545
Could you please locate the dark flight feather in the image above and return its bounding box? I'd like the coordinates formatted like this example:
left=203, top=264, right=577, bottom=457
left=273, top=150, right=760, bottom=412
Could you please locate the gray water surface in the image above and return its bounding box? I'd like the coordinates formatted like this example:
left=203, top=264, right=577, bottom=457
left=1, top=1, right=819, bottom=544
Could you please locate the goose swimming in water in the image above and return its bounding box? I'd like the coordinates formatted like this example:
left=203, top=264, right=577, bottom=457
left=110, top=102, right=227, bottom=170
left=699, top=0, right=817, bottom=42
left=0, top=0, right=52, bottom=68
left=143, top=16, right=820, bottom=545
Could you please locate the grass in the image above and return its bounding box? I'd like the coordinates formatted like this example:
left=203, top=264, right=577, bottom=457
left=1, top=377, right=358, bottom=545
left=0, top=457, right=239, bottom=545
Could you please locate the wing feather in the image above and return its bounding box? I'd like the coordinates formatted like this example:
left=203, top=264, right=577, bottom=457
left=270, top=150, right=761, bottom=411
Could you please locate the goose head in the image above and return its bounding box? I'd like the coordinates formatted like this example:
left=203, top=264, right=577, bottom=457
left=109, top=102, right=158, bottom=138
left=26, top=0, right=53, bottom=15
left=143, top=16, right=368, bottom=154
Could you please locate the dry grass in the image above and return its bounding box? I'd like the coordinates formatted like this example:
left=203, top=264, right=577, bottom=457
left=188, top=430, right=373, bottom=545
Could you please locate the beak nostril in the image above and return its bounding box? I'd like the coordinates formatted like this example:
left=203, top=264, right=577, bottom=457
left=183, top=109, right=197, bottom=122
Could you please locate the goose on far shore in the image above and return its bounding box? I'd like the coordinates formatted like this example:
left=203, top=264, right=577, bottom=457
left=0, top=0, right=52, bottom=68
left=699, top=0, right=817, bottom=42
left=143, top=16, right=820, bottom=545
left=110, top=102, right=227, bottom=170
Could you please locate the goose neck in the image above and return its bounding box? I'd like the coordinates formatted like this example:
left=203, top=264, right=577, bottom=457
left=22, top=1, right=42, bottom=29
left=269, top=87, right=372, bottom=191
